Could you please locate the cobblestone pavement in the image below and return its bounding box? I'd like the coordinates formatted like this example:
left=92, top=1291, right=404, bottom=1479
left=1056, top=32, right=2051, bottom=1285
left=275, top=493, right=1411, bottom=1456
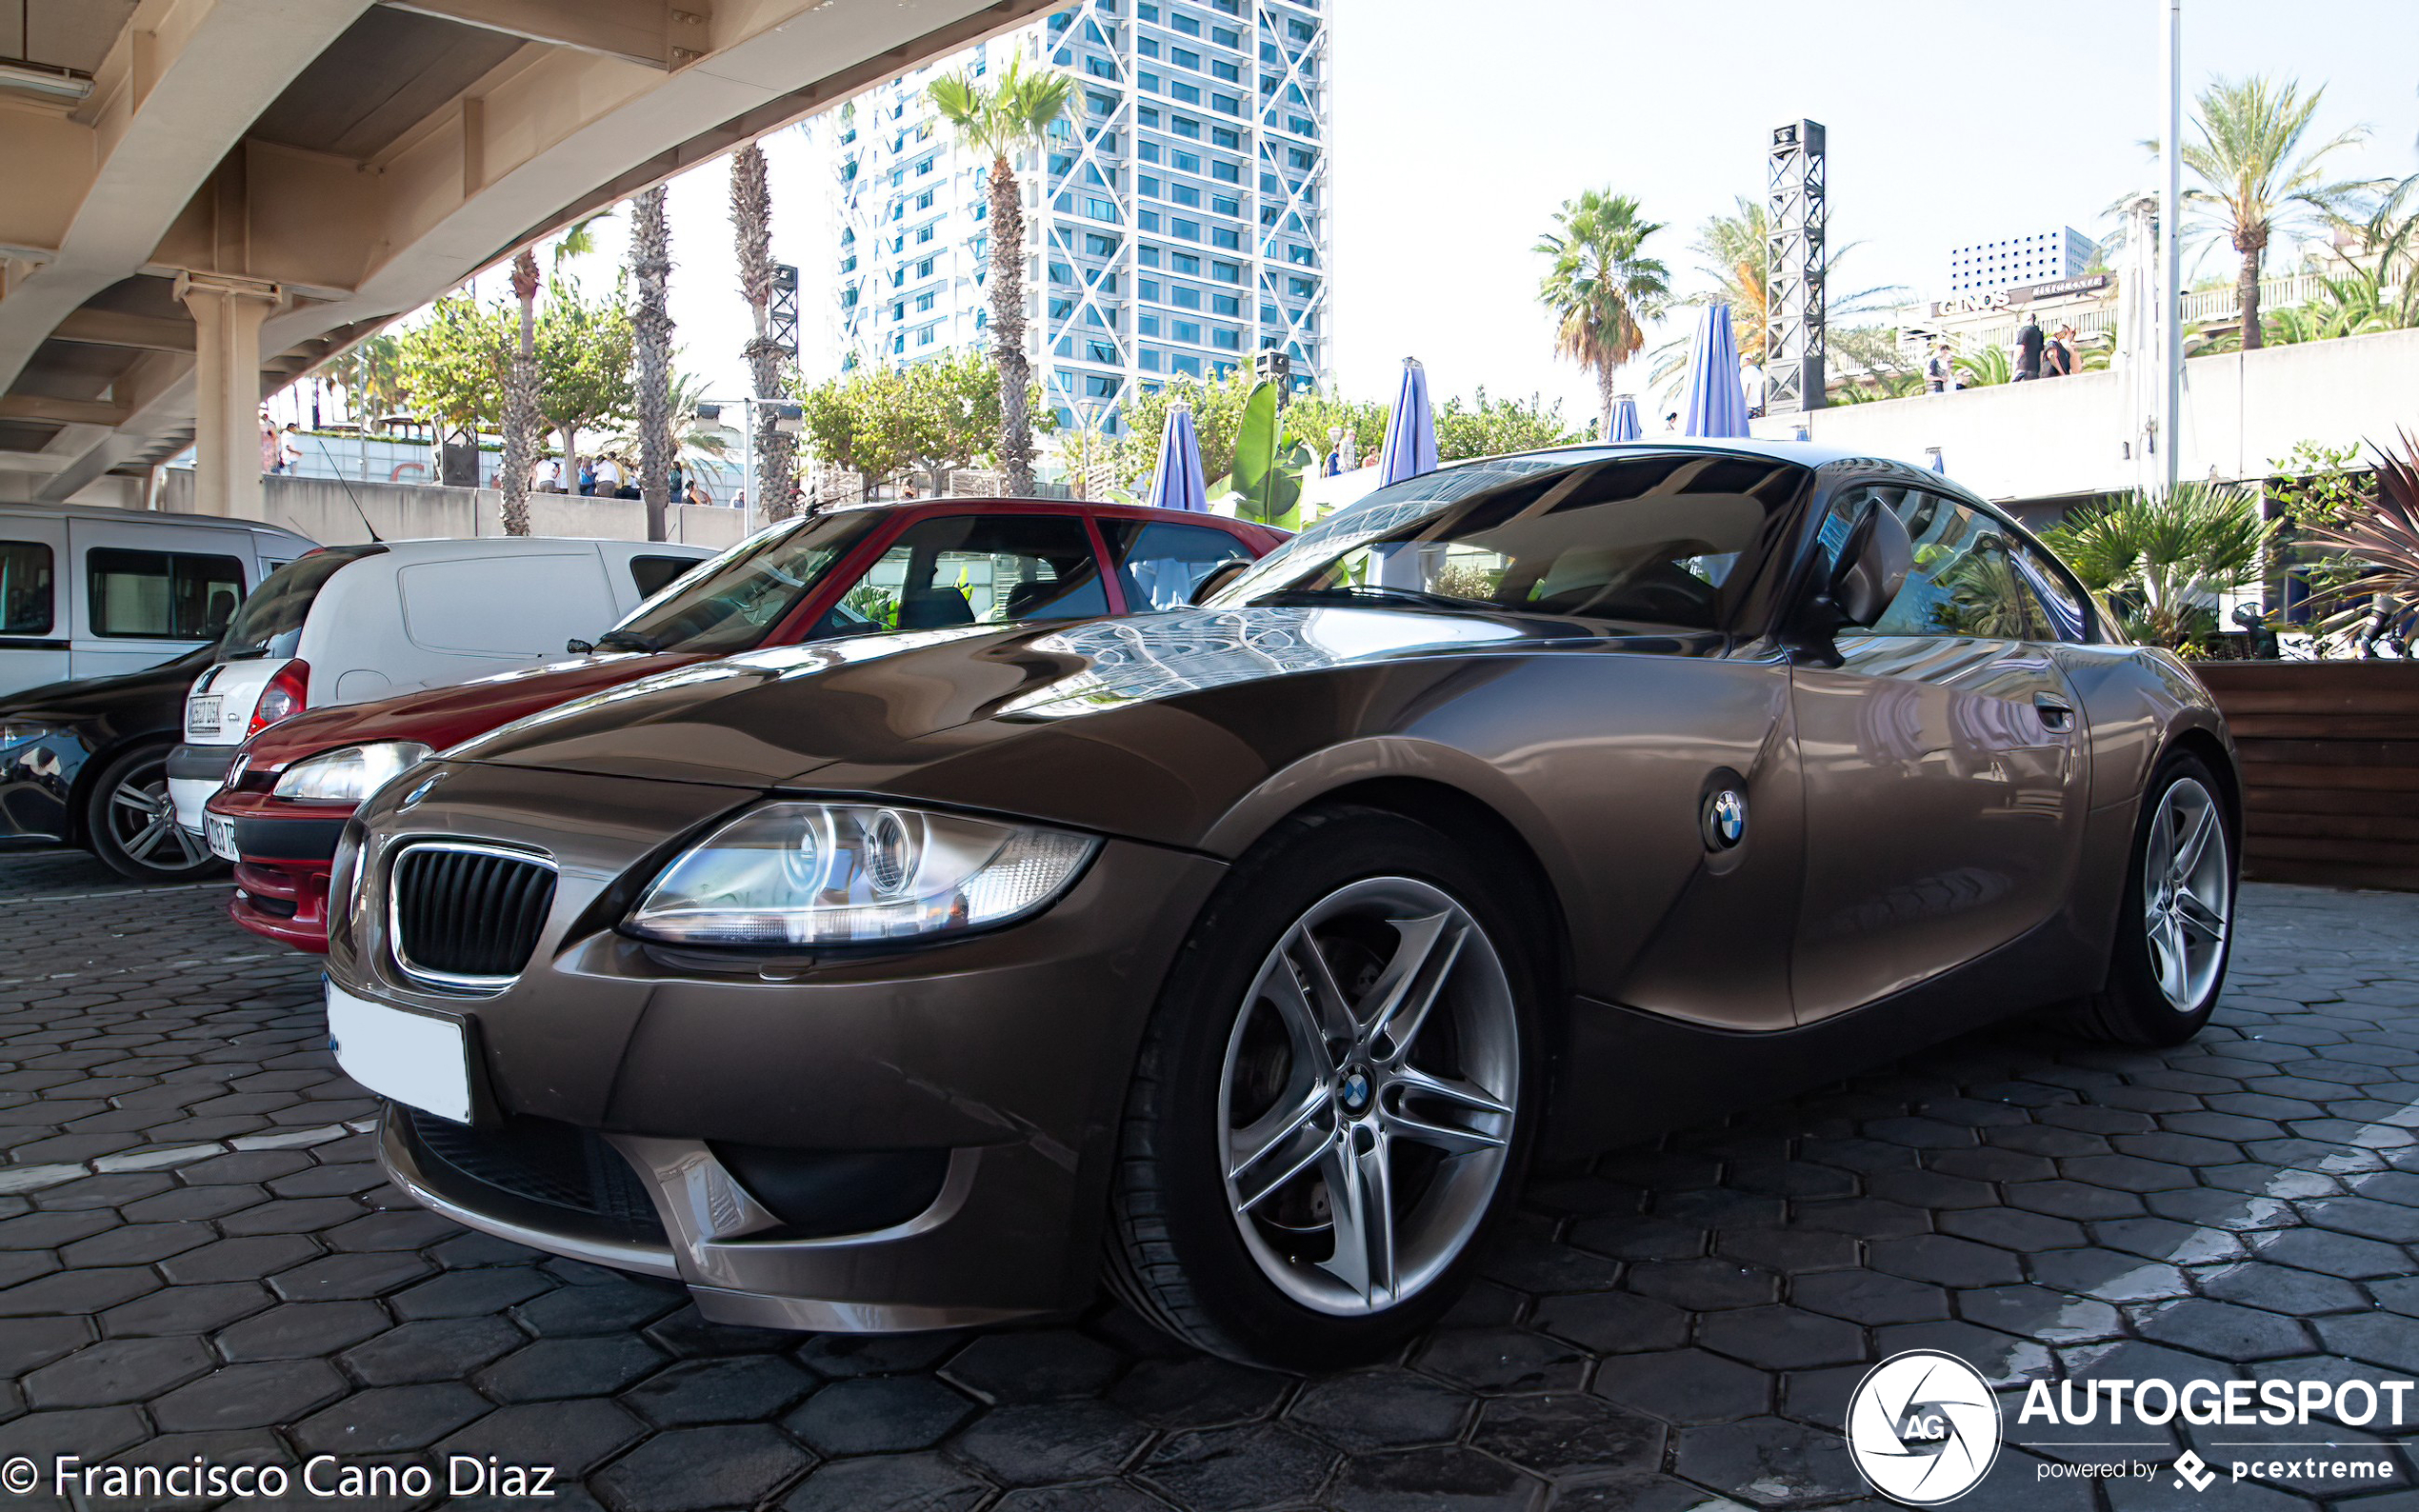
left=2, top=848, right=2418, bottom=1512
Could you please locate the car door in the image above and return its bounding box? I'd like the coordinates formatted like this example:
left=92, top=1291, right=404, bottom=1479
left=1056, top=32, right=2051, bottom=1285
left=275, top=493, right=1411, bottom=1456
left=70, top=520, right=248, bottom=683
left=0, top=515, right=68, bottom=698
left=1789, top=482, right=2090, bottom=1023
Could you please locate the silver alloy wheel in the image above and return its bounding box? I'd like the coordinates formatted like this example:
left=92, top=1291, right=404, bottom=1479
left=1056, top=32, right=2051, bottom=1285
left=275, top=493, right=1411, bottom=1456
left=108, top=761, right=210, bottom=874
left=1218, top=876, right=1518, bottom=1316
left=2142, top=775, right=2229, bottom=1011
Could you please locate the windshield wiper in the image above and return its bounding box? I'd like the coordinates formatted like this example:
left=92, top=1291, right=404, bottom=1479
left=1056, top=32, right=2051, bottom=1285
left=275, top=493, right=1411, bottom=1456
left=1252, top=584, right=1486, bottom=612
left=594, top=629, right=659, bottom=652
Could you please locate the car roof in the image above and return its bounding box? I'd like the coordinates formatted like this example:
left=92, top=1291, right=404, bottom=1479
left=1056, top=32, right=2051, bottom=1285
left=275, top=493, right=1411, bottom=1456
left=0, top=500, right=317, bottom=544
left=324, top=536, right=714, bottom=563
left=817, top=496, right=1271, bottom=527
left=1461, top=438, right=1982, bottom=499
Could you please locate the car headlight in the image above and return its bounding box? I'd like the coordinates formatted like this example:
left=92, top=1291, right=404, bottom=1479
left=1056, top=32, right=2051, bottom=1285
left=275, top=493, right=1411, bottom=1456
left=627, top=801, right=1099, bottom=947
left=270, top=742, right=433, bottom=805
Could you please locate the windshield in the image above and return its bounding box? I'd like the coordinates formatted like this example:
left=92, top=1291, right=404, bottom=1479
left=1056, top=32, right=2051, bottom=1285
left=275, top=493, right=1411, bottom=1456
left=219, top=546, right=386, bottom=661
left=602, top=511, right=879, bottom=655
left=1209, top=450, right=1806, bottom=632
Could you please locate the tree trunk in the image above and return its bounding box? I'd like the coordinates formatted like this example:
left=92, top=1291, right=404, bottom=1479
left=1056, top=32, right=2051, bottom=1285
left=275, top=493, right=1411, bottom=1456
left=730, top=144, right=800, bottom=520
left=632, top=186, right=674, bottom=543
left=988, top=157, right=1034, bottom=496
left=1596, top=362, right=1618, bottom=443
left=2238, top=241, right=2265, bottom=352
left=499, top=249, right=542, bottom=536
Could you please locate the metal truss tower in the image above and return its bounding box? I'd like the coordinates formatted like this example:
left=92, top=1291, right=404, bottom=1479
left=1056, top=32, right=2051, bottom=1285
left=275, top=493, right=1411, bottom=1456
left=1766, top=118, right=1826, bottom=414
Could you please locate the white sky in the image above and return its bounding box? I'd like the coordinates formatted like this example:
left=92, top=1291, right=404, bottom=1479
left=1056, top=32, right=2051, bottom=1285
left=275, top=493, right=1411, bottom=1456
left=305, top=0, right=2419, bottom=428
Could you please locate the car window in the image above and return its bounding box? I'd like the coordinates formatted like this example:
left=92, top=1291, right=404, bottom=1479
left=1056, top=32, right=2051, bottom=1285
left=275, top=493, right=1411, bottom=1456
left=630, top=554, right=699, bottom=599
left=1101, top=520, right=1254, bottom=610
left=0, top=541, right=54, bottom=636
left=2007, top=534, right=2094, bottom=642
left=1821, top=487, right=2049, bottom=640
left=607, top=512, right=876, bottom=655
left=1220, top=453, right=1804, bottom=632
left=399, top=553, right=613, bottom=656
left=220, top=547, right=386, bottom=661
left=812, top=514, right=1109, bottom=638
left=86, top=548, right=246, bottom=640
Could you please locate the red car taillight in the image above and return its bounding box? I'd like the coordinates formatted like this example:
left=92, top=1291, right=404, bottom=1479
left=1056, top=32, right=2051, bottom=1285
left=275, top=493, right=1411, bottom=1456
left=249, top=661, right=310, bottom=736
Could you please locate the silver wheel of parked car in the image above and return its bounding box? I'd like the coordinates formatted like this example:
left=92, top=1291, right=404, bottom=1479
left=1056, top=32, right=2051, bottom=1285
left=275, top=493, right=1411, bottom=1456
left=1218, top=875, right=1519, bottom=1317
left=2142, top=775, right=2229, bottom=1012
left=87, top=744, right=221, bottom=883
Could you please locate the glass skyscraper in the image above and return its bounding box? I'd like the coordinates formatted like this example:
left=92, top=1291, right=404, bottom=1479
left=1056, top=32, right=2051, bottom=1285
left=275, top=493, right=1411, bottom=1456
left=815, top=0, right=1329, bottom=441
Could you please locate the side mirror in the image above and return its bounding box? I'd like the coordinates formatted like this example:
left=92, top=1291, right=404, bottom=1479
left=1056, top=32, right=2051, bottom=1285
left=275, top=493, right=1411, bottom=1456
left=567, top=638, right=594, bottom=655
left=1827, top=501, right=1913, bottom=628
left=1189, top=559, right=1250, bottom=606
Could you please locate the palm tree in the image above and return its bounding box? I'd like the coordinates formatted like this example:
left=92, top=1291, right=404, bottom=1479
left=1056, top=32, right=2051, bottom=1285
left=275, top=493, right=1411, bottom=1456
left=2040, top=482, right=2275, bottom=650
left=2169, top=76, right=2371, bottom=350
left=930, top=54, right=1074, bottom=496
left=1534, top=190, right=1669, bottom=439
left=730, top=144, right=798, bottom=519
left=631, top=185, right=674, bottom=542
left=498, top=249, right=543, bottom=536
left=330, top=332, right=405, bottom=431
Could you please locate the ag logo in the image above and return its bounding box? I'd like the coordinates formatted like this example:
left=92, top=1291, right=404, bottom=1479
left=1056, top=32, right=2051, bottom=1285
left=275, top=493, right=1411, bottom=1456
left=1845, top=1350, right=2002, bottom=1504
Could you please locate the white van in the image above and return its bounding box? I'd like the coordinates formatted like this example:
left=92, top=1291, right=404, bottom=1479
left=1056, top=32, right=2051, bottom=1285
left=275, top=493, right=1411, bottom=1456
left=0, top=503, right=316, bottom=699
left=168, top=537, right=711, bottom=830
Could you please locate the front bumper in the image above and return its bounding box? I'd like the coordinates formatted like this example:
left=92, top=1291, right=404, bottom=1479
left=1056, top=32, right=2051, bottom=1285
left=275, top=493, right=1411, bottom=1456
left=208, top=786, right=349, bottom=952
left=340, top=761, right=1226, bottom=1327
left=168, top=742, right=239, bottom=833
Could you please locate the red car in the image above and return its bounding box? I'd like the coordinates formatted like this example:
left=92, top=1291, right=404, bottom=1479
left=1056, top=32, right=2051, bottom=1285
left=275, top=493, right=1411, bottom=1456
left=206, top=498, right=1283, bottom=951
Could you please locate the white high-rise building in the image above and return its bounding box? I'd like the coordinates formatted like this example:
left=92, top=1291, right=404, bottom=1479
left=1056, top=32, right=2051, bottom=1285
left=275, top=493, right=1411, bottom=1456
left=810, top=0, right=1329, bottom=441
left=1944, top=227, right=2095, bottom=297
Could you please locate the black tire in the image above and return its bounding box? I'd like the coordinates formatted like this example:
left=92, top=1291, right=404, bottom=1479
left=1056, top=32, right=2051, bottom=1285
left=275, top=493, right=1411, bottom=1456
left=1105, top=806, right=1545, bottom=1368
left=85, top=743, right=226, bottom=884
left=2064, top=752, right=2234, bottom=1046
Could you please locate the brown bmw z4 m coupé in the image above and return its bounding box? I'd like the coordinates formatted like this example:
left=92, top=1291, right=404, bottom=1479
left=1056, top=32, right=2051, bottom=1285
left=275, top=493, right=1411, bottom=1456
left=323, top=441, right=2239, bottom=1367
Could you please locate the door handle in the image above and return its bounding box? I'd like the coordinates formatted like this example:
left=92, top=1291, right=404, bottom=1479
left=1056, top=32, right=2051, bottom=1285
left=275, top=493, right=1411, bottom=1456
left=2033, top=693, right=2074, bottom=733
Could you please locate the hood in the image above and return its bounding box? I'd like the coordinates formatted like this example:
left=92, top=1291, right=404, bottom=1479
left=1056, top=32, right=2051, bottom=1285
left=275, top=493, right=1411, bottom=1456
left=0, top=647, right=214, bottom=729
left=447, top=606, right=1670, bottom=788
left=240, top=652, right=710, bottom=770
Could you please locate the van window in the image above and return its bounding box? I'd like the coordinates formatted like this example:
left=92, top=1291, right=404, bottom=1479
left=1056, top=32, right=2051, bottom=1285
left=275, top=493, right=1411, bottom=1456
left=630, top=555, right=698, bottom=599
left=399, top=553, right=614, bottom=655
left=222, top=547, right=387, bottom=661
left=0, top=542, right=55, bottom=636
left=88, top=548, right=246, bottom=640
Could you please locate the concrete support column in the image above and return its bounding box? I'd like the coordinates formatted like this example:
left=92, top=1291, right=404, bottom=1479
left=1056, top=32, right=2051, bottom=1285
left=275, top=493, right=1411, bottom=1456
left=174, top=271, right=283, bottom=518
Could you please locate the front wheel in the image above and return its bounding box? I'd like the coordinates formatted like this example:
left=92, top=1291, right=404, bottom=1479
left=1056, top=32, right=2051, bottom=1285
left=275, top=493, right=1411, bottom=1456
left=85, top=744, right=226, bottom=884
left=1106, top=807, right=1541, bottom=1368
left=2066, top=753, right=2234, bottom=1045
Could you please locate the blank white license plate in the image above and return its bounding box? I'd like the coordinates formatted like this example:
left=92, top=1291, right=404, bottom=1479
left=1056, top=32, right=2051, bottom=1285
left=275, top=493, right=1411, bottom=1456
left=204, top=813, right=238, bottom=863
left=186, top=695, right=222, bottom=737
left=326, top=980, right=472, bottom=1124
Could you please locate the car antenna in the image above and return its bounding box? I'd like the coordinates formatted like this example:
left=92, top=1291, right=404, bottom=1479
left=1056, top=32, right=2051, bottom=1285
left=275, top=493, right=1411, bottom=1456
left=310, top=430, right=384, bottom=543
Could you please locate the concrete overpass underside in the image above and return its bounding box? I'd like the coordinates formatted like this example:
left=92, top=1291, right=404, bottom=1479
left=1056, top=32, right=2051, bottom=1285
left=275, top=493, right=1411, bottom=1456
left=0, top=0, right=1052, bottom=509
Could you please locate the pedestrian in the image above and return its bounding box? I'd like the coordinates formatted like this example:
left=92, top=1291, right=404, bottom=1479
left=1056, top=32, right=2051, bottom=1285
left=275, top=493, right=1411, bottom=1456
left=1663, top=411, right=1679, bottom=432
left=2043, top=324, right=2076, bottom=379
left=279, top=424, right=304, bottom=475
left=260, top=411, right=281, bottom=473
left=685, top=478, right=711, bottom=507
left=1924, top=343, right=1953, bottom=394
left=733, top=488, right=747, bottom=513
left=669, top=460, right=685, bottom=502
left=2014, top=314, right=2044, bottom=381
left=536, top=456, right=560, bottom=492
left=1739, top=357, right=1768, bottom=419
left=595, top=452, right=623, bottom=495
left=611, top=455, right=639, bottom=500
left=577, top=457, right=596, bottom=495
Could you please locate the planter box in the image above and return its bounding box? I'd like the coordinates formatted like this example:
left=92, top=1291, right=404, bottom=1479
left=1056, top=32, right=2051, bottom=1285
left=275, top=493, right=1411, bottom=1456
left=2193, top=662, right=2419, bottom=892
